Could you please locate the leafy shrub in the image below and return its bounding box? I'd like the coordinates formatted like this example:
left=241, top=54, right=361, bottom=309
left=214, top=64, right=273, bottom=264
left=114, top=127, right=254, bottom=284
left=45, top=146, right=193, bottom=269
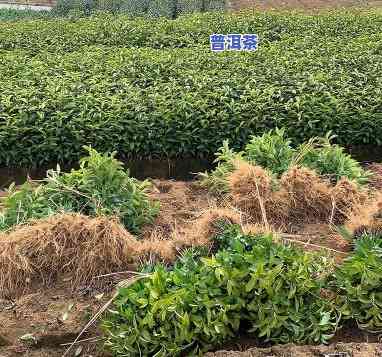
left=301, top=134, right=372, bottom=185
left=0, top=9, right=50, bottom=21
left=201, top=130, right=370, bottom=193
left=335, top=233, right=382, bottom=332
left=1, top=11, right=381, bottom=53
left=0, top=147, right=158, bottom=233
left=199, top=140, right=242, bottom=194
left=0, top=183, right=57, bottom=231
left=244, top=128, right=295, bottom=176
left=103, top=227, right=338, bottom=355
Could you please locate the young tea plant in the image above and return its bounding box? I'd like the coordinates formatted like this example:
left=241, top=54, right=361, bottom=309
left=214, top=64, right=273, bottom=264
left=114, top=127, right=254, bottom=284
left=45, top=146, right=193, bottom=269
left=102, top=226, right=338, bottom=356
left=335, top=233, right=382, bottom=332
left=199, top=140, right=242, bottom=194
left=301, top=133, right=371, bottom=185
left=0, top=147, right=159, bottom=233
left=200, top=129, right=371, bottom=194
left=244, top=128, right=295, bottom=176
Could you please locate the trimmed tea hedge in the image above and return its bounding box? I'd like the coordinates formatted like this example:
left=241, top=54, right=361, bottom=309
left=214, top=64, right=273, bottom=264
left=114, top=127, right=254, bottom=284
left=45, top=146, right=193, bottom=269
left=0, top=10, right=381, bottom=54
left=0, top=9, right=50, bottom=22
left=0, top=10, right=381, bottom=166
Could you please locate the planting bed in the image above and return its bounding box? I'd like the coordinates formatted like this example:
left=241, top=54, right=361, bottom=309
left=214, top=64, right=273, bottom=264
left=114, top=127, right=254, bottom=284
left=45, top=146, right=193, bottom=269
left=1, top=5, right=382, bottom=357
left=0, top=150, right=381, bottom=356
left=0, top=179, right=378, bottom=356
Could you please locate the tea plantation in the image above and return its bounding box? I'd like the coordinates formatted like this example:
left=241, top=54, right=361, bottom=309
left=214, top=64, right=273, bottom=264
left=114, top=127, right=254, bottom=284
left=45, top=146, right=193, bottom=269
left=0, top=10, right=381, bottom=166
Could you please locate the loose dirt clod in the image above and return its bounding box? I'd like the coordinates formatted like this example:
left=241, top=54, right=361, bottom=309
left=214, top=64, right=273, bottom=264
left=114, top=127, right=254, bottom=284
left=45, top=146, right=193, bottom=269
left=0, top=213, right=138, bottom=297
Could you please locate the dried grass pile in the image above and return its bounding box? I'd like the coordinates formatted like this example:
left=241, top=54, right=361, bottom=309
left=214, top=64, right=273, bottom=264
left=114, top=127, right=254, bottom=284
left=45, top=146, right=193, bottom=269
left=0, top=213, right=138, bottom=297
left=174, top=208, right=241, bottom=253
left=135, top=238, right=175, bottom=264
left=227, top=161, right=368, bottom=230
left=227, top=161, right=278, bottom=223
left=345, top=193, right=382, bottom=239
left=0, top=208, right=247, bottom=297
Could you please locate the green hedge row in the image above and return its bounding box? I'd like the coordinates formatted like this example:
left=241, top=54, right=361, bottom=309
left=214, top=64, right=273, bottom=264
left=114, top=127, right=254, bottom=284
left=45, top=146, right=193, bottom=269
left=0, top=24, right=381, bottom=166
left=53, top=0, right=225, bottom=18
left=0, top=10, right=381, bottom=54
left=0, top=9, right=50, bottom=22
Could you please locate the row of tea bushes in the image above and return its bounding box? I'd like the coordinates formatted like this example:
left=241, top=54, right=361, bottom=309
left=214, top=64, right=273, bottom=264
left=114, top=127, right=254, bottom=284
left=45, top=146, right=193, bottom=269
left=0, top=28, right=381, bottom=166
left=0, top=9, right=51, bottom=22
left=0, top=10, right=381, bottom=54
left=102, top=225, right=382, bottom=355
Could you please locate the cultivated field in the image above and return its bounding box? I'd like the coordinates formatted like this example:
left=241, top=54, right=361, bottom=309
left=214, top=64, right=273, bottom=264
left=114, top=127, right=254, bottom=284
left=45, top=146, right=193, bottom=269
left=0, top=4, right=382, bottom=357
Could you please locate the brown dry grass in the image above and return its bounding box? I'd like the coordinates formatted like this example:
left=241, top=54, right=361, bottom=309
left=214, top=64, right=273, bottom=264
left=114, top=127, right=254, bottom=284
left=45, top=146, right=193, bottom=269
left=174, top=208, right=242, bottom=253
left=345, top=192, right=382, bottom=239
left=0, top=207, right=245, bottom=297
left=227, top=162, right=368, bottom=230
left=0, top=213, right=138, bottom=297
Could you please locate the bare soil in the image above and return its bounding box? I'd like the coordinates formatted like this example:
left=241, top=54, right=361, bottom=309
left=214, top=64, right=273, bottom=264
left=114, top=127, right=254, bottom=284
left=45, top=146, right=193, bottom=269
left=208, top=342, right=382, bottom=357
left=0, top=280, right=107, bottom=357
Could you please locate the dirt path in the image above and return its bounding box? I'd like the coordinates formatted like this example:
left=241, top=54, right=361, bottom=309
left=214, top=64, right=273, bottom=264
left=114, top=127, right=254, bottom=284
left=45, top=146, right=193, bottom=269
left=207, top=343, right=382, bottom=357
left=230, top=0, right=382, bottom=10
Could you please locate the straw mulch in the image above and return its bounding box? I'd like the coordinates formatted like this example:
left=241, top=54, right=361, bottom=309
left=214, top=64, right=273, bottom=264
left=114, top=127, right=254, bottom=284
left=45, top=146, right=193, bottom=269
left=344, top=192, right=382, bottom=239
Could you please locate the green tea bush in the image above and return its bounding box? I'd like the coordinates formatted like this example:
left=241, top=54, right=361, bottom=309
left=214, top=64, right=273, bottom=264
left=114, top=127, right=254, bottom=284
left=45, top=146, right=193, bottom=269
left=0, top=9, right=51, bottom=22
left=335, top=233, right=382, bottom=332
left=0, top=147, right=158, bottom=233
left=244, top=128, right=295, bottom=176
left=300, top=134, right=372, bottom=185
left=199, top=140, right=242, bottom=194
left=103, top=227, right=338, bottom=355
left=201, top=129, right=370, bottom=193
left=0, top=10, right=381, bottom=53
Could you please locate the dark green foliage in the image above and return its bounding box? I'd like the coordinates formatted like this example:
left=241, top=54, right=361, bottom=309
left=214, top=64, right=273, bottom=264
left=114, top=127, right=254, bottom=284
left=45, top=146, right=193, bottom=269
left=52, top=0, right=224, bottom=18
left=335, top=233, right=382, bottom=332
left=0, top=9, right=51, bottom=21
left=0, top=11, right=381, bottom=166
left=102, top=228, right=338, bottom=355
left=0, top=147, right=158, bottom=233
left=1, top=10, right=381, bottom=53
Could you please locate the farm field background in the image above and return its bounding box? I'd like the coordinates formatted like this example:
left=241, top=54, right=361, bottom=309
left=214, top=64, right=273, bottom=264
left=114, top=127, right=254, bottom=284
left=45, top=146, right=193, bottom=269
left=0, top=9, right=381, bottom=167
left=1, top=3, right=382, bottom=357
